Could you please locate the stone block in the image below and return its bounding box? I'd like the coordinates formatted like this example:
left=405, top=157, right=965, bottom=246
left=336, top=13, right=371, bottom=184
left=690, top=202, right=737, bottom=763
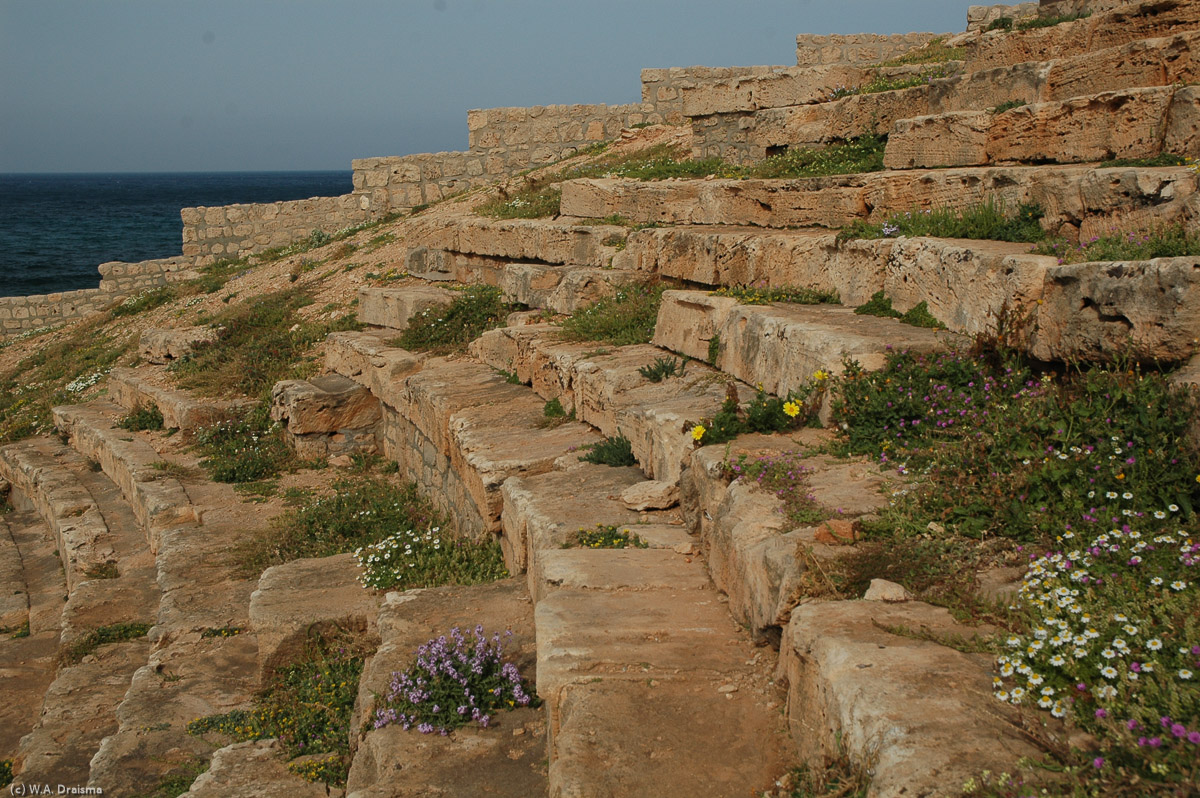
left=356, top=285, right=456, bottom=331
left=270, top=374, right=382, bottom=435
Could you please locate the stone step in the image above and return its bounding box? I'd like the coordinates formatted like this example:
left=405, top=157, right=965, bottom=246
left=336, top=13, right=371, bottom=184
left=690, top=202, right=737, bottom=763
left=348, top=580, right=547, bottom=798
left=327, top=345, right=601, bottom=540
left=692, top=28, right=1200, bottom=162
left=653, top=290, right=964, bottom=399
left=0, top=511, right=60, bottom=761
left=357, top=284, right=457, bottom=330
left=184, top=741, right=327, bottom=798
left=53, top=401, right=196, bottom=553
left=109, top=366, right=249, bottom=431
left=561, top=163, right=1198, bottom=239
left=13, top=638, right=151, bottom=789
left=469, top=325, right=755, bottom=484
left=884, top=85, right=1199, bottom=169
left=502, top=468, right=787, bottom=797
left=432, top=216, right=626, bottom=268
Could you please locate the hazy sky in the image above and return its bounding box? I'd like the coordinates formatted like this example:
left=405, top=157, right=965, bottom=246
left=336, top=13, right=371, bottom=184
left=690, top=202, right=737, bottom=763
left=1, top=1, right=973, bottom=173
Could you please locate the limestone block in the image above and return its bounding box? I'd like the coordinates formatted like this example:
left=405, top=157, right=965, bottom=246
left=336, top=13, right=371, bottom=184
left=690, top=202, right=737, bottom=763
left=652, top=290, right=739, bottom=363
left=270, top=374, right=382, bottom=435
left=139, top=326, right=217, bottom=364
left=185, top=740, right=326, bottom=798
left=620, top=480, right=679, bottom=511
left=883, top=111, right=991, bottom=169
left=1031, top=257, right=1200, bottom=363
left=1166, top=85, right=1200, bottom=157
left=356, top=285, right=456, bottom=331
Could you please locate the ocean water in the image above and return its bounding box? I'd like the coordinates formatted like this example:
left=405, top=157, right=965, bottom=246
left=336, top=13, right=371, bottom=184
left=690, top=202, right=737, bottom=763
left=0, top=171, right=352, bottom=298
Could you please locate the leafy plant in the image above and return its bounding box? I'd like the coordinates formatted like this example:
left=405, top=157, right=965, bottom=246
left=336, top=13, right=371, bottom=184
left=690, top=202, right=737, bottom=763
left=372, top=626, right=536, bottom=734
left=712, top=285, right=839, bottom=305
left=991, top=99, right=1027, bottom=114
left=117, top=404, right=164, bottom=432
left=558, top=283, right=665, bottom=346
left=110, top=286, right=176, bottom=317
left=638, top=356, right=685, bottom=383
left=395, top=285, right=517, bottom=354
left=877, top=37, right=965, bottom=66
left=1033, top=224, right=1200, bottom=266
left=194, top=405, right=296, bottom=484
left=1098, top=153, right=1187, bottom=169
left=707, top=334, right=721, bottom=366
left=746, top=135, right=886, bottom=180
left=578, top=434, right=637, bottom=467
left=725, top=451, right=826, bottom=527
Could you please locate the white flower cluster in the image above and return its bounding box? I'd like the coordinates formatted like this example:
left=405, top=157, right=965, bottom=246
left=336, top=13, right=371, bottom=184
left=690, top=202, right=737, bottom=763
left=65, top=369, right=108, bottom=394
left=356, top=526, right=443, bottom=590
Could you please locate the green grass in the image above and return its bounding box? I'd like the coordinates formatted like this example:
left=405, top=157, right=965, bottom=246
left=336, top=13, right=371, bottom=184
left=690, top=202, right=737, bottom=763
left=193, top=402, right=299, bottom=484
left=355, top=526, right=508, bottom=591
left=110, top=285, right=177, bottom=317
left=877, top=37, right=965, bottom=66
left=1016, top=11, right=1089, bottom=29
left=747, top=135, right=886, bottom=180
left=558, top=283, right=665, bottom=346
left=188, top=634, right=365, bottom=787
left=137, top=759, right=209, bottom=798
left=61, top=622, right=151, bottom=665
left=392, top=285, right=517, bottom=355
left=1098, top=153, right=1188, bottom=168
left=990, top=99, right=1027, bottom=114
left=853, top=292, right=945, bottom=329
left=838, top=199, right=1046, bottom=244
left=170, top=288, right=362, bottom=398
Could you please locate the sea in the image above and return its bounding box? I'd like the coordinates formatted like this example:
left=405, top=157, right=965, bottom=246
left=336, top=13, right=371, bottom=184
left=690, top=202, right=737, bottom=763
left=0, top=171, right=352, bottom=298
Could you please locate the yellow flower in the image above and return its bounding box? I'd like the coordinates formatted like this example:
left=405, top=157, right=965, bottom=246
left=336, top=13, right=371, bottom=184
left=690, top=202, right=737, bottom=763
left=783, top=401, right=800, bottom=418
left=1116, top=473, right=1125, bottom=480
left=813, top=370, right=829, bottom=381
left=691, top=424, right=706, bottom=441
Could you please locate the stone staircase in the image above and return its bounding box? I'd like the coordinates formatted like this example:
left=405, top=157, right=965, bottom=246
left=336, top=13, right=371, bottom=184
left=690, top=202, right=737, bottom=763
left=2, top=0, right=1198, bottom=794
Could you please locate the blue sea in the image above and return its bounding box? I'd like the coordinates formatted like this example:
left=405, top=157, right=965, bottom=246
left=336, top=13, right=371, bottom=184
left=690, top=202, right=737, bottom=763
left=0, top=171, right=352, bottom=298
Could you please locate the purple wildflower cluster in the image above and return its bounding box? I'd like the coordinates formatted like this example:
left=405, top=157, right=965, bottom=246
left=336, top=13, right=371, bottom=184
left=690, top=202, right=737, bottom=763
left=373, top=626, right=533, bottom=735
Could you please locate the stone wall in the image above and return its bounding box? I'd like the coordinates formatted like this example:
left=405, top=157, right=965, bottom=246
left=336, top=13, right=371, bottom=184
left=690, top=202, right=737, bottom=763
left=795, top=32, right=947, bottom=66
left=181, top=194, right=371, bottom=267
left=1039, top=0, right=1126, bottom=15
left=641, top=66, right=790, bottom=124
left=0, top=257, right=197, bottom=336
left=352, top=151, right=497, bottom=214
left=466, top=103, right=664, bottom=167
left=966, top=3, right=1038, bottom=30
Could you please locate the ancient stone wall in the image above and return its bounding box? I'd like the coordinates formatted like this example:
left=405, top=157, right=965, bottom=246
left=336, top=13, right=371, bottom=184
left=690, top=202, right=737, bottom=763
left=466, top=103, right=663, bottom=167
left=641, top=67, right=790, bottom=124
left=1039, top=0, right=1126, bottom=16
left=0, top=257, right=196, bottom=335
left=180, top=194, right=370, bottom=267
left=795, top=32, right=947, bottom=66
left=966, top=3, right=1038, bottom=31
left=352, top=151, right=496, bottom=215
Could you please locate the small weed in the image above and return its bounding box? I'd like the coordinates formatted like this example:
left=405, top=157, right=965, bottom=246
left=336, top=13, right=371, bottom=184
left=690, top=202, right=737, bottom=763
left=355, top=526, right=508, bottom=591
left=186, top=257, right=251, bottom=295
left=61, top=622, right=151, bottom=665
left=572, top=523, right=649, bottom=549
left=638, top=356, right=685, bottom=383
left=394, top=285, right=517, bottom=355
left=707, top=334, right=721, bottom=366
left=538, top=397, right=575, bottom=428
left=138, top=758, right=209, bottom=798
left=84, top=562, right=119, bottom=580
left=986, top=16, right=1014, bottom=30
left=692, top=379, right=827, bottom=447
left=725, top=451, right=825, bottom=526
left=200, top=625, right=243, bottom=638
left=991, top=99, right=1027, bottom=114
left=4, top=620, right=30, bottom=639
left=854, top=291, right=901, bottom=320
left=193, top=404, right=297, bottom=484
left=1016, top=11, right=1089, bottom=29
left=899, top=301, right=946, bottom=330
left=779, top=738, right=871, bottom=798
left=151, top=460, right=199, bottom=481
left=1098, top=153, right=1187, bottom=168
left=495, top=368, right=523, bottom=385
left=347, top=452, right=386, bottom=474
left=118, top=404, right=164, bottom=432
left=877, top=37, right=965, bottom=66
left=558, top=283, right=666, bottom=347
left=0, top=760, right=11, bottom=789
left=233, top=480, right=279, bottom=502
left=858, top=65, right=957, bottom=94
left=578, top=434, right=637, bottom=467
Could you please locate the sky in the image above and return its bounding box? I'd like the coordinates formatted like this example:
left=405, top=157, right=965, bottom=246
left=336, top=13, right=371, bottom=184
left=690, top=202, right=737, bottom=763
left=1, top=0, right=974, bottom=173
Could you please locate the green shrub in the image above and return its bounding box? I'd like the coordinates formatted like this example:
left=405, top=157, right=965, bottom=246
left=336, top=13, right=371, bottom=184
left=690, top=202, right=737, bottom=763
left=899, top=301, right=946, bottom=330
left=395, top=285, right=516, bottom=354
left=990, top=99, right=1027, bottom=114
left=578, top=434, right=637, bottom=467
left=986, top=16, right=1014, bottom=30
left=558, top=284, right=665, bottom=346
left=117, top=404, right=164, bottom=432
left=638, top=356, right=685, bottom=383
left=707, top=334, right=721, bottom=366
left=853, top=291, right=902, bottom=320
left=711, top=285, right=840, bottom=305
left=0, top=760, right=11, bottom=789
left=573, top=523, right=649, bottom=549
left=194, top=405, right=296, bottom=484
left=693, top=378, right=829, bottom=447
